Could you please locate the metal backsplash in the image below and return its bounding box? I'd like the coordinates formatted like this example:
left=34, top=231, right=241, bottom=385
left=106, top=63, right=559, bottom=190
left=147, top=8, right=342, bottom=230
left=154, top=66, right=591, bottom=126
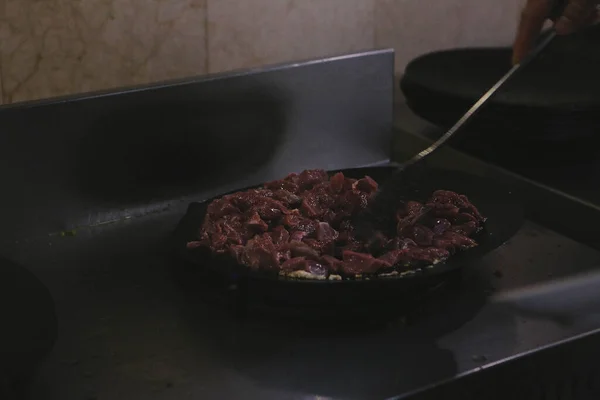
left=0, top=49, right=394, bottom=240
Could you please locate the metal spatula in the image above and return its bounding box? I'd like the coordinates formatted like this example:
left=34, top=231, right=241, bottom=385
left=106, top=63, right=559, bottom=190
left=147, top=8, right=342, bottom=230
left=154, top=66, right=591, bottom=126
left=356, top=27, right=561, bottom=238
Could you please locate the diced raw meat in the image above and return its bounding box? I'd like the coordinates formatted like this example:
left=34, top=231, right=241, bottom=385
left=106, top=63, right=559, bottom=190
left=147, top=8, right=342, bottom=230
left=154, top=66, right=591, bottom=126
left=300, top=193, right=322, bottom=217
left=329, top=172, right=346, bottom=193
left=387, top=237, right=417, bottom=250
left=272, top=189, right=301, bottom=206
left=246, top=212, right=268, bottom=232
left=321, top=255, right=344, bottom=273
left=195, top=169, right=485, bottom=278
left=241, top=234, right=280, bottom=271
left=281, top=257, right=307, bottom=272
left=341, top=251, right=386, bottom=275
left=352, top=176, right=378, bottom=193
left=269, top=226, right=290, bottom=246
left=316, top=222, right=338, bottom=242
left=403, top=225, right=435, bottom=246
left=297, top=169, right=328, bottom=190
left=378, top=250, right=405, bottom=266
left=404, top=247, right=450, bottom=265
left=285, top=240, right=320, bottom=259
left=450, top=221, right=479, bottom=236
left=289, top=230, right=309, bottom=242
left=439, top=231, right=478, bottom=250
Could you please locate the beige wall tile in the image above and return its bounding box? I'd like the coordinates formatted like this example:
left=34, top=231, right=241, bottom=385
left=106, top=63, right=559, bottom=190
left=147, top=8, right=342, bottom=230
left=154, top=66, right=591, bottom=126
left=207, top=0, right=375, bottom=73
left=0, top=0, right=207, bottom=103
left=376, top=0, right=525, bottom=74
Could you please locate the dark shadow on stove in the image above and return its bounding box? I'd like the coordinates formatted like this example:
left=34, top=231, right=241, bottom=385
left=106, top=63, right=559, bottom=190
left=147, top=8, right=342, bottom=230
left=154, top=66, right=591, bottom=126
left=72, top=88, right=287, bottom=204
left=0, top=257, right=57, bottom=400
left=170, top=258, right=494, bottom=399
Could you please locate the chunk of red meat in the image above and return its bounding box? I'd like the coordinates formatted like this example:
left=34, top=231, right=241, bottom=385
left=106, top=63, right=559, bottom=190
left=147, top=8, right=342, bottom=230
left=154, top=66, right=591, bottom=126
left=304, top=238, right=335, bottom=256
left=219, top=220, right=245, bottom=245
left=241, top=234, right=280, bottom=270
left=352, top=176, right=378, bottom=193
left=343, top=178, right=357, bottom=191
left=402, top=225, right=434, bottom=246
left=366, top=231, right=388, bottom=253
left=316, top=222, right=338, bottom=242
left=297, top=169, right=328, bottom=190
left=321, top=255, right=343, bottom=273
left=226, top=190, right=266, bottom=211
left=300, top=193, right=323, bottom=217
left=387, top=237, right=417, bottom=250
left=337, top=190, right=369, bottom=214
left=251, top=198, right=288, bottom=220
left=284, top=172, right=300, bottom=182
left=281, top=257, right=307, bottom=272
left=272, top=189, right=301, bottom=206
left=277, top=248, right=291, bottom=263
left=404, top=247, right=450, bottom=265
left=378, top=250, right=405, bottom=266
left=341, top=251, right=388, bottom=275
left=289, top=230, right=309, bottom=242
left=453, top=212, right=479, bottom=224
left=431, top=238, right=457, bottom=253
left=340, top=237, right=364, bottom=253
left=282, top=212, right=317, bottom=233
left=438, top=231, right=477, bottom=250
left=397, top=207, right=429, bottom=235
left=209, top=233, right=228, bottom=251
left=264, top=179, right=300, bottom=193
left=246, top=212, right=268, bottom=232
left=269, top=226, right=290, bottom=246
left=427, top=203, right=460, bottom=219
left=207, top=199, right=239, bottom=219
left=427, top=190, right=485, bottom=222
left=450, top=221, right=479, bottom=236
left=285, top=240, right=320, bottom=259
left=186, top=241, right=204, bottom=249
left=330, top=172, right=346, bottom=193
left=406, top=201, right=425, bottom=216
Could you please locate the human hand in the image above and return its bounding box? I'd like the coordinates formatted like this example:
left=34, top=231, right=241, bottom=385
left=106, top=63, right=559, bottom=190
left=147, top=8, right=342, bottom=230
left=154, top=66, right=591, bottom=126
left=512, top=0, right=600, bottom=64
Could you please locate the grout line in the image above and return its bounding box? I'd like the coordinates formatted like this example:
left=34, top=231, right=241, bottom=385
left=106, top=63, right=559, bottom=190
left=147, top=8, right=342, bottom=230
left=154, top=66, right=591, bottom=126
left=372, top=0, right=377, bottom=48
left=204, top=0, right=210, bottom=74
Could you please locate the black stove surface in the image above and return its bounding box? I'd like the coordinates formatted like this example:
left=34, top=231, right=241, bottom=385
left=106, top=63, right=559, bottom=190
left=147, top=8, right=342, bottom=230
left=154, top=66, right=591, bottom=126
left=8, top=211, right=600, bottom=400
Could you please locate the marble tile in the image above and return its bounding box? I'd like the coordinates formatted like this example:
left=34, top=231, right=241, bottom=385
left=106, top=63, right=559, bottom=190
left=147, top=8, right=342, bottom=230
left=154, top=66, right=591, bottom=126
left=0, top=0, right=207, bottom=103
left=206, top=0, right=375, bottom=73
left=375, top=0, right=526, bottom=74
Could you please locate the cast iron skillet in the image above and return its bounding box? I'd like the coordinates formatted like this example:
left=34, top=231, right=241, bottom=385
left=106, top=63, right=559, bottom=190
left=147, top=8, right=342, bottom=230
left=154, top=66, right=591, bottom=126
left=172, top=165, right=524, bottom=289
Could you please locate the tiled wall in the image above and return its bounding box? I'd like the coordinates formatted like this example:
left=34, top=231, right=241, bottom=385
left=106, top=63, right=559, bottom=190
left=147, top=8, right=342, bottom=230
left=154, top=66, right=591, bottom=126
left=0, top=0, right=524, bottom=105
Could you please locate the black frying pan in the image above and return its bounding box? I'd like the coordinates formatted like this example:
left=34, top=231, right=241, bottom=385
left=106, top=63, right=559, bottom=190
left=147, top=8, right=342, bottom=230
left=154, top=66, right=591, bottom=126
left=172, top=165, right=523, bottom=291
